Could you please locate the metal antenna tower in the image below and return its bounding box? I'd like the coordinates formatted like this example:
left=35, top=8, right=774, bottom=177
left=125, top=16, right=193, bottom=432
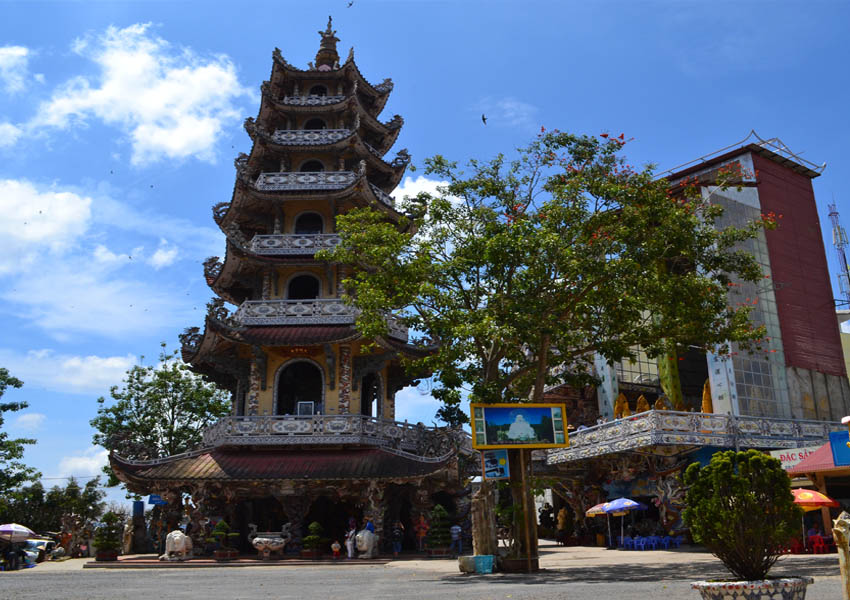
left=829, top=202, right=850, bottom=306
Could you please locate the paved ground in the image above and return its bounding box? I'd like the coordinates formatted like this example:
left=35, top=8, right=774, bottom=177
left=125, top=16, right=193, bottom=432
left=0, top=541, right=842, bottom=600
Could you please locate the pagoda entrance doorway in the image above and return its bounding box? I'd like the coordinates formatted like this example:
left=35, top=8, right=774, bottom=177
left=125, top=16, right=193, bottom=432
left=304, top=495, right=361, bottom=549
left=234, top=496, right=289, bottom=552
left=384, top=484, right=415, bottom=550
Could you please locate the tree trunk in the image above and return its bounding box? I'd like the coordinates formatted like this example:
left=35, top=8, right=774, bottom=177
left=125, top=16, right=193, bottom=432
left=508, top=449, right=538, bottom=561
left=471, top=480, right=498, bottom=556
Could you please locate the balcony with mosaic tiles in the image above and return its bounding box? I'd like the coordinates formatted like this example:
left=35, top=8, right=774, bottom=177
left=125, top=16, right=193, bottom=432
left=232, top=298, right=408, bottom=341
left=201, top=414, right=456, bottom=462
left=547, top=409, right=843, bottom=465
left=249, top=233, right=342, bottom=256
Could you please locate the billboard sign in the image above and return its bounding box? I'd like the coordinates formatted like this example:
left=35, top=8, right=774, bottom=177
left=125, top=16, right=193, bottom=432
left=768, top=445, right=823, bottom=471
left=481, top=449, right=510, bottom=480
left=470, top=403, right=569, bottom=450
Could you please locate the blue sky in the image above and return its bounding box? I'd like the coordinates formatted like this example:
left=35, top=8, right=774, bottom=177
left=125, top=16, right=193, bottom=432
left=1, top=0, right=849, bottom=506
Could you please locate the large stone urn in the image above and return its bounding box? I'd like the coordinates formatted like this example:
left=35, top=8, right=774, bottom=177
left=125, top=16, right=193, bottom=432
left=691, top=577, right=814, bottom=600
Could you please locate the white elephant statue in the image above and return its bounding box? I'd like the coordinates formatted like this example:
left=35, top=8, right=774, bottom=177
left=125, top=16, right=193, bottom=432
left=248, top=522, right=292, bottom=560
left=159, top=530, right=193, bottom=561
left=356, top=529, right=378, bottom=559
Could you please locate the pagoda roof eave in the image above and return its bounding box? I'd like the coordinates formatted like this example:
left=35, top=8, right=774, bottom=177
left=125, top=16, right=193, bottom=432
left=374, top=335, right=439, bottom=358
left=260, top=84, right=403, bottom=150
left=271, top=49, right=393, bottom=105
left=110, top=446, right=451, bottom=491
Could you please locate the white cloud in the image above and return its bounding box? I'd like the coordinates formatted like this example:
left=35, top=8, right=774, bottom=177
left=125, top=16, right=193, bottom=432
left=477, top=96, right=539, bottom=130
left=394, top=385, right=442, bottom=426
left=148, top=238, right=178, bottom=269
left=0, top=45, right=30, bottom=93
left=0, top=348, right=136, bottom=394
left=31, top=23, right=251, bottom=165
left=13, top=412, right=46, bottom=431
left=0, top=122, right=22, bottom=147
left=0, top=179, right=92, bottom=275
left=57, top=446, right=109, bottom=478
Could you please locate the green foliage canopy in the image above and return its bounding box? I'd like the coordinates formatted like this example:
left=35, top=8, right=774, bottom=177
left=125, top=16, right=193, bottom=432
left=90, top=344, right=231, bottom=486
left=320, top=132, right=772, bottom=423
left=427, top=504, right=452, bottom=548
left=683, top=449, right=801, bottom=581
left=0, top=367, right=39, bottom=495
left=0, top=477, right=106, bottom=532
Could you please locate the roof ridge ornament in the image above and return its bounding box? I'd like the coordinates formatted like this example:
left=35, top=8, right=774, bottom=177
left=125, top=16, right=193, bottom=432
left=316, top=15, right=340, bottom=70
left=347, top=47, right=355, bottom=63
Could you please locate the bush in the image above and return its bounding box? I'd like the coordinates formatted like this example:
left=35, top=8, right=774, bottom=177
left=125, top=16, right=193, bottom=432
left=683, top=449, right=801, bottom=581
left=206, top=519, right=239, bottom=551
left=93, top=511, right=123, bottom=553
left=427, top=504, right=452, bottom=548
left=302, top=521, right=327, bottom=551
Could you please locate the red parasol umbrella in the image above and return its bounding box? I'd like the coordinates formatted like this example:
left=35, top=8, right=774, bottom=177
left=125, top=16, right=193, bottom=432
left=792, top=489, right=839, bottom=550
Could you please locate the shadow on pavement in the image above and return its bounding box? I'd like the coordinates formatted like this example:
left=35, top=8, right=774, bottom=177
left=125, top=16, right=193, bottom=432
left=436, top=555, right=839, bottom=585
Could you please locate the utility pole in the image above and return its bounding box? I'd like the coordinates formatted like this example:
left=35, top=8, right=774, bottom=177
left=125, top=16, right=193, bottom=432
left=828, top=202, right=850, bottom=307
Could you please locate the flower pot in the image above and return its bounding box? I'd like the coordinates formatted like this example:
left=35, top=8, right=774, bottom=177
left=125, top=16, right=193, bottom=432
left=499, top=557, right=539, bottom=573
left=95, top=550, right=119, bottom=562
left=213, top=549, right=239, bottom=562
left=300, top=549, right=321, bottom=559
left=691, top=577, right=814, bottom=600
left=426, top=547, right=451, bottom=558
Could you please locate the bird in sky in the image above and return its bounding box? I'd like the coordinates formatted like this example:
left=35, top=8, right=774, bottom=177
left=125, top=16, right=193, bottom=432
left=481, top=114, right=487, bottom=125
left=348, top=1, right=354, bottom=7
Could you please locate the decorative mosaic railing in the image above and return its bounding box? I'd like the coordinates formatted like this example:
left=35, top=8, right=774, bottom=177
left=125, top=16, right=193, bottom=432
left=270, top=129, right=352, bottom=146
left=255, top=171, right=357, bottom=192
left=281, top=94, right=345, bottom=106
left=547, top=410, right=843, bottom=465
left=233, top=299, right=408, bottom=341
left=201, top=415, right=454, bottom=462
left=250, top=234, right=342, bottom=255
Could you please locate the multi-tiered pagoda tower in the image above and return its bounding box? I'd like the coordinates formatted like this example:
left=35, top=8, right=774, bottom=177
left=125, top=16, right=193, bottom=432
left=111, top=19, right=465, bottom=553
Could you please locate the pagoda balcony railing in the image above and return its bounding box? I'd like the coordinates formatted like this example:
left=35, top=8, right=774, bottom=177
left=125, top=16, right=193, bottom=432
left=270, top=128, right=352, bottom=146
left=201, top=414, right=456, bottom=462
left=281, top=94, right=346, bottom=106
left=547, top=409, right=843, bottom=465
left=233, top=299, right=409, bottom=341
left=255, top=171, right=357, bottom=192
left=250, top=233, right=342, bottom=256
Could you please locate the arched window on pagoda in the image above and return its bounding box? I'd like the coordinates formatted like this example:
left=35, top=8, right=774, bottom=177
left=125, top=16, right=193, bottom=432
left=294, top=212, right=323, bottom=235
left=309, top=85, right=327, bottom=96
left=276, top=360, right=324, bottom=415
left=303, top=118, right=326, bottom=130
left=360, top=373, right=382, bottom=418
left=287, top=274, right=321, bottom=300
left=300, top=160, right=325, bottom=172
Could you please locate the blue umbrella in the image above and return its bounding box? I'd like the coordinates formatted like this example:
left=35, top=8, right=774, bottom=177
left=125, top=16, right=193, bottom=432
left=603, top=498, right=647, bottom=546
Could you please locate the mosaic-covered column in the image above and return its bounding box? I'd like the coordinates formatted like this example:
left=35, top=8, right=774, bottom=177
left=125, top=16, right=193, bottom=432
left=339, top=344, right=351, bottom=414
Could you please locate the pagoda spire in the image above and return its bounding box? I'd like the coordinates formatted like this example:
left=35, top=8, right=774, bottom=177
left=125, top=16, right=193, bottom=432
left=315, top=16, right=340, bottom=69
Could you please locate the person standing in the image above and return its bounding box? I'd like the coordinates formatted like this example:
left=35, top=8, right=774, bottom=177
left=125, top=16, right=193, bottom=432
left=414, top=514, right=429, bottom=552
left=449, top=522, right=463, bottom=557
left=344, top=525, right=356, bottom=559
left=391, top=521, right=404, bottom=557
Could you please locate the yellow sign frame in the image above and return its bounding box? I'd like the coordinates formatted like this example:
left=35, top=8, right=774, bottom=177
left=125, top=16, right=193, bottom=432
left=470, top=402, right=570, bottom=450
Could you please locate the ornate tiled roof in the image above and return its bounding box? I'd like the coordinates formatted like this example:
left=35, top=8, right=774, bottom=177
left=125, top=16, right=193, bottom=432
left=111, top=447, right=451, bottom=487
left=225, top=324, right=361, bottom=346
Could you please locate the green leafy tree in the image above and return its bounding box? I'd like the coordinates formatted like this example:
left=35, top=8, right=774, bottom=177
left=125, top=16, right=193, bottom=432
left=91, top=344, right=231, bottom=486
left=0, top=367, right=39, bottom=495
left=683, top=449, right=801, bottom=581
left=0, top=477, right=105, bottom=532
left=321, top=131, right=773, bottom=559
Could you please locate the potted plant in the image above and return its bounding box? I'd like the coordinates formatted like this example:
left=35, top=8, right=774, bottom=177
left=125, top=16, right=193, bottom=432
left=206, top=519, right=240, bottom=561
left=301, top=521, right=327, bottom=559
left=684, top=449, right=812, bottom=599
left=94, top=512, right=123, bottom=561
left=425, top=504, right=452, bottom=557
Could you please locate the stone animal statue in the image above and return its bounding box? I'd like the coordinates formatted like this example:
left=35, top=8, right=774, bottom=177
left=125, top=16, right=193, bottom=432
left=159, top=529, right=193, bottom=561
left=248, top=522, right=292, bottom=559
left=355, top=528, right=378, bottom=558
